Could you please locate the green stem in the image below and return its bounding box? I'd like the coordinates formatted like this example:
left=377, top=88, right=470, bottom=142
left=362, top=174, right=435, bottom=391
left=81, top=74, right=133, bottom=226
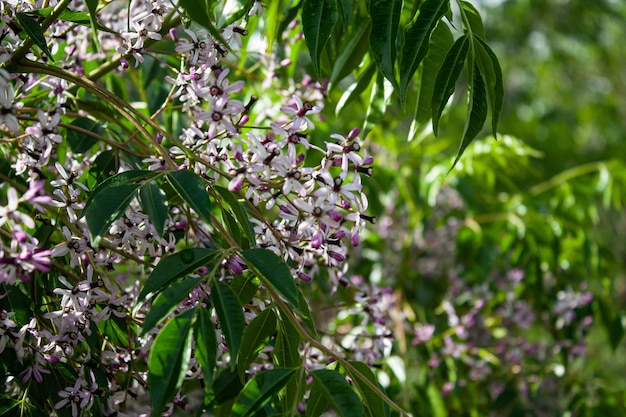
left=529, top=161, right=607, bottom=195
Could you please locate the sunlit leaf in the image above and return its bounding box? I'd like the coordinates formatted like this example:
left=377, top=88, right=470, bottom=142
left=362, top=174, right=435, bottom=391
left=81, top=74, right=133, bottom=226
left=273, top=317, right=301, bottom=368
left=237, top=309, right=278, bottom=381
left=211, top=280, right=245, bottom=363
left=214, top=186, right=255, bottom=249
left=302, top=0, right=339, bottom=79
left=460, top=1, right=485, bottom=40
left=148, top=308, right=194, bottom=417
left=15, top=12, right=54, bottom=61
left=166, top=170, right=213, bottom=225
left=336, top=64, right=377, bottom=116
left=232, top=368, right=296, bottom=417
left=310, top=369, right=366, bottom=417
left=368, top=0, right=402, bottom=90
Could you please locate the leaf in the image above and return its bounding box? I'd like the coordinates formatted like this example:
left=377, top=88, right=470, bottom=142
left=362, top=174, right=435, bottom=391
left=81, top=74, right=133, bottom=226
left=141, top=277, right=203, bottom=336
left=66, top=117, right=103, bottom=153
left=15, top=12, right=54, bottom=61
left=211, top=280, right=246, bottom=363
left=346, top=361, right=386, bottom=417
left=398, top=0, right=449, bottom=103
left=138, top=248, right=218, bottom=301
left=231, top=271, right=260, bottom=305
left=148, top=308, right=194, bottom=417
left=414, top=20, right=454, bottom=126
left=214, top=186, right=255, bottom=249
left=237, top=309, right=278, bottom=380
left=302, top=0, right=339, bottom=80
left=450, top=62, right=488, bottom=172
left=310, top=369, right=366, bottom=417
left=83, top=183, right=140, bottom=244
left=367, top=0, right=402, bottom=90
left=431, top=35, right=470, bottom=136
left=597, top=296, right=624, bottom=350
left=460, top=1, right=485, bottom=40
left=232, top=368, right=296, bottom=417
left=307, top=380, right=331, bottom=417
left=474, top=36, right=504, bottom=137
left=213, top=367, right=244, bottom=404
left=85, top=0, right=101, bottom=49
left=195, top=307, right=218, bottom=385
left=241, top=248, right=300, bottom=312
left=178, top=0, right=230, bottom=50
left=335, top=63, right=377, bottom=116
left=337, top=0, right=352, bottom=25
left=219, top=0, right=253, bottom=28
left=140, top=183, right=168, bottom=236
left=274, top=316, right=302, bottom=368
left=89, top=150, right=116, bottom=185
left=166, top=170, right=213, bottom=225
left=363, top=73, right=394, bottom=137
left=329, top=20, right=371, bottom=88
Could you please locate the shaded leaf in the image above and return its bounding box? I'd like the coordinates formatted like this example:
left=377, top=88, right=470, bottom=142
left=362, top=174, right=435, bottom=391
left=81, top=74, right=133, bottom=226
left=138, top=248, right=218, bottom=301
left=399, top=0, right=449, bottom=103
left=232, top=368, right=296, bottom=417
left=142, top=277, right=203, bottom=336
left=302, top=0, right=339, bottom=79
left=337, top=0, right=352, bottom=25
left=274, top=316, right=302, bottom=368
left=166, top=170, right=213, bottom=225
left=83, top=184, right=140, bottom=244
left=238, top=309, right=278, bottom=381
left=474, top=36, right=504, bottom=137
left=15, top=12, right=54, bottom=61
left=346, top=361, right=387, bottom=417
left=431, top=35, right=470, bottom=135
left=89, top=149, right=116, bottom=185
left=214, top=186, right=255, bottom=249
left=85, top=0, right=101, bottom=48
left=368, top=0, right=402, bottom=90
left=460, top=1, right=485, bottom=40
left=140, top=183, right=168, bottom=236
left=330, top=20, right=371, bottom=87
left=335, top=63, right=377, bottom=116
left=307, top=379, right=331, bottom=417
left=66, top=117, right=103, bottom=153
left=310, top=369, right=366, bottom=417
left=211, top=280, right=245, bottom=363
left=213, top=367, right=244, bottom=404
left=195, top=307, right=218, bottom=385
left=148, top=308, right=194, bottom=417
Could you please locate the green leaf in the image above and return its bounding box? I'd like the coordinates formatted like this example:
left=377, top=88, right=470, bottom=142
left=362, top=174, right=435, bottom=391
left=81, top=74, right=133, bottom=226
left=368, top=0, right=402, bottom=90
left=307, top=378, right=331, bottom=417
left=231, top=271, right=260, bottom=305
left=274, top=316, right=302, bottom=368
left=310, top=369, right=366, bottom=417
left=237, top=309, right=278, bottom=380
left=363, top=73, right=394, bottom=137
left=98, top=314, right=134, bottom=346
left=214, top=186, right=255, bottom=249
left=83, top=184, right=140, bottom=244
left=474, top=36, right=504, bottom=137
left=85, top=0, right=101, bottom=48
left=431, top=35, right=470, bottom=136
left=15, top=12, right=54, bottom=61
left=140, top=183, right=168, bottom=236
left=414, top=20, right=453, bottom=126
left=597, top=296, right=624, bottom=350
left=329, top=20, right=371, bottom=88
left=241, top=248, right=300, bottom=312
left=302, top=0, right=339, bottom=80
left=66, top=117, right=103, bottom=153
left=346, top=361, right=386, bottom=417
left=460, top=1, right=485, bottom=40
left=85, top=170, right=151, bottom=208
left=335, top=63, right=377, bottom=116
left=219, top=0, right=253, bottom=28
left=337, top=0, right=352, bottom=25
left=232, top=368, right=296, bottom=417
left=148, top=308, right=194, bottom=417
left=178, top=0, right=231, bottom=51
left=142, top=277, right=203, bottom=336
left=195, top=307, right=218, bottom=385
left=166, top=170, right=213, bottom=226
left=398, top=0, right=449, bottom=103
left=211, top=280, right=245, bottom=363
left=450, top=62, right=488, bottom=172
left=213, top=367, right=245, bottom=404
left=138, top=248, right=218, bottom=301
left=89, top=150, right=116, bottom=185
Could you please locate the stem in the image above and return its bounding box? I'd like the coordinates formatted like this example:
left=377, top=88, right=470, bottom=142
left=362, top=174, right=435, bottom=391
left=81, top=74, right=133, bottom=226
left=529, top=161, right=607, bottom=195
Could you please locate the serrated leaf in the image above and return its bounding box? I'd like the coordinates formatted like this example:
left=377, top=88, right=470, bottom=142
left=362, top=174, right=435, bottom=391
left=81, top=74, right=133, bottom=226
left=237, top=309, right=277, bottom=381
left=15, top=12, right=54, bottom=61
left=195, top=307, right=218, bottom=385
left=431, top=35, right=470, bottom=136
left=336, top=63, right=377, bottom=116
left=211, top=280, right=245, bottom=363
left=232, top=368, right=296, bottom=417
left=148, top=308, right=194, bottom=417
left=83, top=183, right=140, bottom=244
left=399, top=0, right=449, bottom=103
left=142, top=277, right=203, bottom=336
left=460, top=1, right=485, bottom=40
left=414, top=20, right=454, bottom=126
left=166, top=170, right=213, bottom=225
left=450, top=62, right=488, bottom=172
left=474, top=36, right=504, bottom=137
left=302, top=0, right=339, bottom=80
left=138, top=248, right=218, bottom=301
left=241, top=248, right=300, bottom=312
left=346, top=361, right=386, bottom=417
left=329, top=20, right=371, bottom=88
left=310, top=369, right=366, bottom=417
left=274, top=317, right=302, bottom=368
left=140, top=183, right=168, bottom=236
left=368, top=0, right=401, bottom=90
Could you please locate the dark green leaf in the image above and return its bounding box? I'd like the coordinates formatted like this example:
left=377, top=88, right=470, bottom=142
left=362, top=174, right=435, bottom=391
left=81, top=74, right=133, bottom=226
left=138, top=248, right=218, bottom=301
left=431, top=35, right=470, bottom=136
left=398, top=0, right=449, bottom=103
left=273, top=317, right=301, bottom=368
left=166, top=170, right=213, bottom=226
left=241, top=248, right=300, bottom=312
left=148, top=308, right=194, bottom=417
left=450, top=62, right=488, bottom=171
left=460, top=1, right=485, bottom=40
left=211, top=280, right=245, bottom=363
left=213, top=367, right=244, bottom=404
left=214, top=186, right=255, bottom=249
left=89, top=150, right=116, bottom=185
left=142, top=277, right=203, bottom=336
left=597, top=296, right=624, bottom=350
left=99, top=314, right=136, bottom=348
left=140, top=183, right=168, bottom=236
left=232, top=368, right=296, bottom=417
left=195, top=307, right=218, bottom=385
left=337, top=0, right=352, bottom=25
left=15, top=12, right=54, bottom=61
left=237, top=309, right=278, bottom=380
left=474, top=36, right=504, bottom=137
left=307, top=378, right=331, bottom=417
left=302, top=0, right=339, bottom=80
left=329, top=21, right=371, bottom=87
left=368, top=0, right=402, bottom=90
left=66, top=117, right=103, bottom=153
left=85, top=170, right=151, bottom=208
left=346, top=361, right=386, bottom=417
left=84, top=184, right=140, bottom=244
left=85, top=0, right=102, bottom=47
left=231, top=271, right=260, bottom=305
left=310, top=369, right=366, bottom=417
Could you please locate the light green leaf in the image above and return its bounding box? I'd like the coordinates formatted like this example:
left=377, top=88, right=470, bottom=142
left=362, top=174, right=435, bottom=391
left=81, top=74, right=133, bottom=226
left=166, top=170, right=213, bottom=225
left=368, top=0, right=402, bottom=90
left=194, top=307, right=218, bottom=385
left=138, top=248, right=218, bottom=301
left=237, top=309, right=278, bottom=381
left=85, top=170, right=151, bottom=209
left=335, top=63, right=377, bottom=116
left=460, top=1, right=485, bottom=40
left=232, top=368, right=296, bottom=417
left=431, top=35, right=470, bottom=136
left=329, top=20, right=371, bottom=88
left=219, top=0, right=253, bottom=28
left=211, top=280, right=245, bottom=363
left=302, top=0, right=339, bottom=80
left=310, top=369, right=366, bottom=417
left=83, top=184, right=140, bottom=244
left=474, top=36, right=504, bottom=137
left=15, top=12, right=54, bottom=61
left=139, top=183, right=168, bottom=236
left=148, top=308, right=194, bottom=417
